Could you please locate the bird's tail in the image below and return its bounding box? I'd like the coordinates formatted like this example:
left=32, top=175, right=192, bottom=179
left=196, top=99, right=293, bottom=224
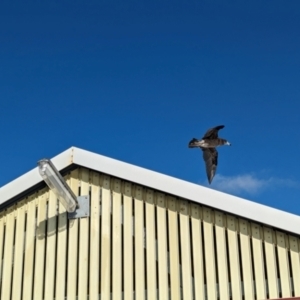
left=188, top=138, right=199, bottom=148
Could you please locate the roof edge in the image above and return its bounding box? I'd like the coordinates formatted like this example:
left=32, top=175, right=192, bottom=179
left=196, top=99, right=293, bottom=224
left=71, top=147, right=300, bottom=235
left=0, top=147, right=74, bottom=206
left=0, top=146, right=299, bottom=235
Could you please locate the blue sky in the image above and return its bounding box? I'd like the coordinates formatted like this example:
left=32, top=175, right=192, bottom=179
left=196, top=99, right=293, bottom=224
left=1, top=1, right=299, bottom=214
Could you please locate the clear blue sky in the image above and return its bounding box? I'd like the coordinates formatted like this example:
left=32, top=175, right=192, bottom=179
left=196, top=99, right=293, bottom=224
left=1, top=1, right=299, bottom=214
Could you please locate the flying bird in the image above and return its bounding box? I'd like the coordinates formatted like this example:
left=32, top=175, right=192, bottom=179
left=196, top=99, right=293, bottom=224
left=188, top=125, right=231, bottom=184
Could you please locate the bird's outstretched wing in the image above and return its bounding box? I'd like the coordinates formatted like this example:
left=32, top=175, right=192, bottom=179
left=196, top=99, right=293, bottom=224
left=202, top=148, right=218, bottom=184
left=202, top=125, right=224, bottom=140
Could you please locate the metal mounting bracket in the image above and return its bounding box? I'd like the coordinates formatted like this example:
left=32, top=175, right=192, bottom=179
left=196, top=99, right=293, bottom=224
left=68, top=195, right=90, bottom=219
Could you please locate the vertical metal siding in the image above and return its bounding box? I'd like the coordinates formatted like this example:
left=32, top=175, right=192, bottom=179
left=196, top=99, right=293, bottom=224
left=145, top=188, right=157, bottom=300
left=264, top=226, right=279, bottom=298
left=251, top=223, right=266, bottom=299
left=89, top=171, right=100, bottom=300
left=1, top=206, right=15, bottom=300
left=215, top=211, right=229, bottom=300
left=78, top=168, right=89, bottom=300
left=0, top=211, right=5, bottom=293
left=22, top=195, right=36, bottom=300
left=100, top=174, right=111, bottom=300
left=203, top=207, right=217, bottom=300
left=123, top=181, right=133, bottom=300
left=67, top=169, right=79, bottom=300
left=55, top=186, right=68, bottom=300
left=168, top=195, right=181, bottom=300
left=239, top=219, right=255, bottom=299
left=289, top=235, right=300, bottom=296
left=0, top=167, right=300, bottom=299
left=112, top=178, right=122, bottom=300
left=134, top=185, right=145, bottom=300
left=12, top=200, right=27, bottom=300
left=226, top=215, right=242, bottom=300
left=191, top=203, right=205, bottom=300
left=33, top=190, right=47, bottom=300
left=156, top=192, right=169, bottom=300
left=276, top=231, right=292, bottom=297
left=179, top=199, right=193, bottom=300
left=44, top=190, right=57, bottom=300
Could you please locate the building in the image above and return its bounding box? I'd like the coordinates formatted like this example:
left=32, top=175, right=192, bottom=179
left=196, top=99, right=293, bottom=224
left=0, top=147, right=299, bottom=300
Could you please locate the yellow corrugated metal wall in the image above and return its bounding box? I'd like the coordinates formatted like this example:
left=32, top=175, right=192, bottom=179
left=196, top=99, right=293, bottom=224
left=0, top=167, right=299, bottom=299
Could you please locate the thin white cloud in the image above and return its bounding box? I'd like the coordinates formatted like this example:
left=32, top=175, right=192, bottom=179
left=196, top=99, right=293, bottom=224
left=209, top=174, right=299, bottom=195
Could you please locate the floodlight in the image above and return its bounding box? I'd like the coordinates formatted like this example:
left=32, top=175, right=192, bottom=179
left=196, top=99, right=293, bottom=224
left=38, top=159, right=78, bottom=213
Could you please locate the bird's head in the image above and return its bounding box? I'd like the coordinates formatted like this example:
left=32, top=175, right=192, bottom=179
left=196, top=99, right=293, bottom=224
left=188, top=138, right=199, bottom=148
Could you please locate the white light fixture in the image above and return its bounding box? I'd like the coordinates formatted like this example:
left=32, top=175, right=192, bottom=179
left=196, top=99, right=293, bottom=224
left=38, top=159, right=78, bottom=213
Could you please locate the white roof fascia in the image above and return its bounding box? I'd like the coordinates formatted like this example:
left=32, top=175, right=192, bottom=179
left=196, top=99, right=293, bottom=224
left=0, top=148, right=73, bottom=206
left=72, top=147, right=300, bottom=235
left=0, top=146, right=299, bottom=235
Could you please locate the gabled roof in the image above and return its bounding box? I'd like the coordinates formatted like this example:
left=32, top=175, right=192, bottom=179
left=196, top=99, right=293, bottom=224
left=0, top=147, right=299, bottom=235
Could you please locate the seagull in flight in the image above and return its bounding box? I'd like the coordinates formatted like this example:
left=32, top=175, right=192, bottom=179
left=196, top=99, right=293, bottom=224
left=188, top=125, right=231, bottom=184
